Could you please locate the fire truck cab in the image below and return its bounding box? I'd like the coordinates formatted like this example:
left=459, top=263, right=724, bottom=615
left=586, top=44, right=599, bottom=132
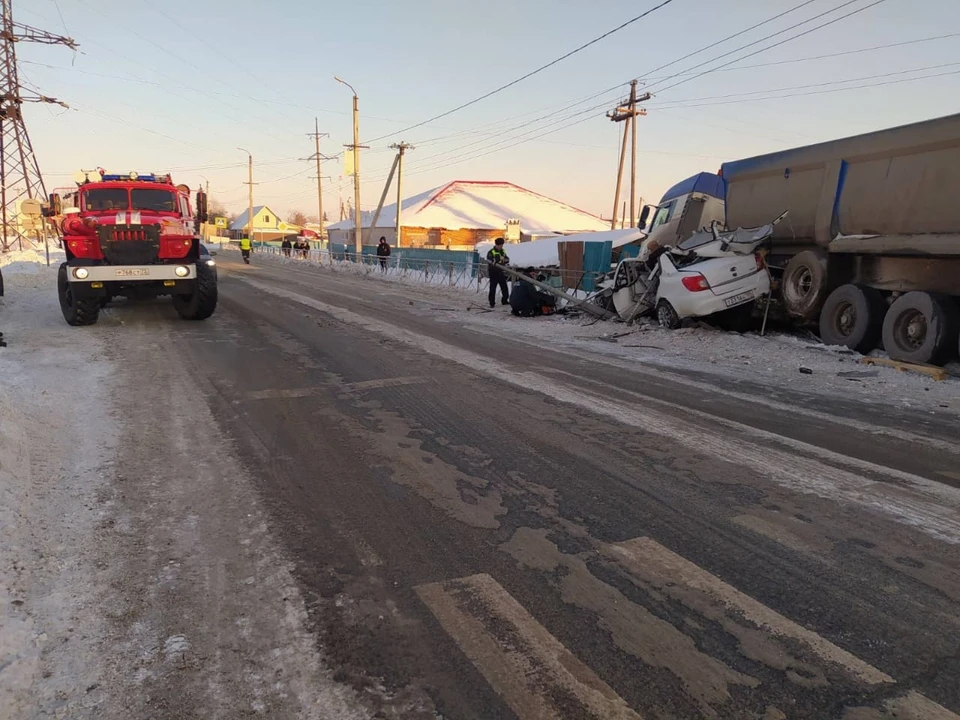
left=51, top=169, right=217, bottom=326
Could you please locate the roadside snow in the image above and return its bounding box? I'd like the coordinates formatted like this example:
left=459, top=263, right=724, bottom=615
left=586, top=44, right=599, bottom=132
left=0, top=266, right=116, bottom=718
left=0, top=260, right=374, bottom=719
left=0, top=245, right=63, bottom=275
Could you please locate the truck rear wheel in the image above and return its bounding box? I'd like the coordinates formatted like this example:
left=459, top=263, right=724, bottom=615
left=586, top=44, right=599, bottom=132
left=881, top=291, right=959, bottom=366
left=58, top=263, right=100, bottom=326
left=781, top=250, right=829, bottom=320
left=819, top=284, right=886, bottom=353
left=173, top=261, right=218, bottom=320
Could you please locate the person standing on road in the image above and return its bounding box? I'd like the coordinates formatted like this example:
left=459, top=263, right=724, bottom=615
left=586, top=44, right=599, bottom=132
left=239, top=236, right=252, bottom=264
left=486, top=237, right=510, bottom=308
left=377, top=237, right=391, bottom=272
left=281, top=237, right=292, bottom=258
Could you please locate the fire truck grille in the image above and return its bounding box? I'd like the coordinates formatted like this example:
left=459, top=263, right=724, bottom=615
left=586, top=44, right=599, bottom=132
left=97, top=224, right=161, bottom=265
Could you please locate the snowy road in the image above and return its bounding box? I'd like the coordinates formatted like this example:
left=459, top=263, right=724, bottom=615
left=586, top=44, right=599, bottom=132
left=3, top=254, right=960, bottom=719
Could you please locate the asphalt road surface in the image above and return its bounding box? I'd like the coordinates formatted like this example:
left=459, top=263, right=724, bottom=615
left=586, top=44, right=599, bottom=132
left=25, top=254, right=958, bottom=719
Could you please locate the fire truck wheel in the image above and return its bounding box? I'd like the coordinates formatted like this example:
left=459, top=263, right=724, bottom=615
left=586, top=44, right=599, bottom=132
left=58, top=263, right=100, bottom=326
left=173, top=262, right=218, bottom=320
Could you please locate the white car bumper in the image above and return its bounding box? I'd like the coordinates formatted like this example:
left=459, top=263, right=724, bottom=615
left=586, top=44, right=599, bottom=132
left=670, top=273, right=770, bottom=320
left=66, top=264, right=196, bottom=283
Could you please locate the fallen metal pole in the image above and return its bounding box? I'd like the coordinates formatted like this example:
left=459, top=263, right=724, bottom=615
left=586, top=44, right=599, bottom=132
left=490, top=262, right=616, bottom=321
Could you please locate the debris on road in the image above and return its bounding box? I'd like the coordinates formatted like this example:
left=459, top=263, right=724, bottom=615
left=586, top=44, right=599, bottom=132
left=860, top=356, right=950, bottom=381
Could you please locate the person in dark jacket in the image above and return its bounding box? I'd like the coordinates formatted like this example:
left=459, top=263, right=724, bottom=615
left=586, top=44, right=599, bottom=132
left=295, top=237, right=310, bottom=259
left=281, top=237, right=292, bottom=257
left=486, top=237, right=510, bottom=308
left=510, top=267, right=556, bottom=317
left=376, top=237, right=391, bottom=272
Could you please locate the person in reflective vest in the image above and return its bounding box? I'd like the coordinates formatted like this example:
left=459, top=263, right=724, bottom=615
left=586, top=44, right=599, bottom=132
left=239, top=236, right=252, bottom=264
left=486, top=237, right=510, bottom=308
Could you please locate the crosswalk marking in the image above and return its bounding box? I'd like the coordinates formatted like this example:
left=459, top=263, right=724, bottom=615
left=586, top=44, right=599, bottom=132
left=415, top=573, right=642, bottom=720
left=608, top=537, right=894, bottom=685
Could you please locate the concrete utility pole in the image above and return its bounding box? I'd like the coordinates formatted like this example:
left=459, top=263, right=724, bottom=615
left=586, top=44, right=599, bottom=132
left=629, top=80, right=638, bottom=228
left=335, top=77, right=367, bottom=257
left=238, top=147, right=254, bottom=245
left=607, top=81, right=650, bottom=231
left=307, top=118, right=330, bottom=244
left=390, top=142, right=413, bottom=248
left=368, top=154, right=399, bottom=242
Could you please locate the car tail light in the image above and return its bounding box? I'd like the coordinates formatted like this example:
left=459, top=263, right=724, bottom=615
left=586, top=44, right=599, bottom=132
left=681, top=273, right=710, bottom=292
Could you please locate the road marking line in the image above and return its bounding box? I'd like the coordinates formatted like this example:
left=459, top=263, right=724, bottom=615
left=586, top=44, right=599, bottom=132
left=345, top=376, right=430, bottom=391
left=416, top=573, right=642, bottom=720
left=608, top=537, right=893, bottom=685
left=236, top=278, right=960, bottom=545
left=244, top=387, right=326, bottom=400
left=242, top=376, right=428, bottom=401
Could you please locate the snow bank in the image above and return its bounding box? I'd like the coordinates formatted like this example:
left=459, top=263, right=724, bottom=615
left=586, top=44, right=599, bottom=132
left=0, top=246, right=63, bottom=275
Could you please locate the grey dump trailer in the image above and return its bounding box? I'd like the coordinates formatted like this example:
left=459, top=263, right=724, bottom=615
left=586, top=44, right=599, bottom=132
left=720, top=113, right=960, bottom=365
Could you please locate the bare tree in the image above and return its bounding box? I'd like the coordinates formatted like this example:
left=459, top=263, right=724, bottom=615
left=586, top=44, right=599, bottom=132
left=208, top=199, right=228, bottom=221
left=288, top=210, right=308, bottom=226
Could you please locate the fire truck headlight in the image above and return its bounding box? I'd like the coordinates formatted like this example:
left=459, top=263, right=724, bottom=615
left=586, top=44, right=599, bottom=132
left=73, top=267, right=89, bottom=280
left=175, top=266, right=190, bottom=277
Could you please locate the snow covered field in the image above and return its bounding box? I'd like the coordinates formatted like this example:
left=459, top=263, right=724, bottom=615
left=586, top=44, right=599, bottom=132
left=245, top=247, right=960, bottom=416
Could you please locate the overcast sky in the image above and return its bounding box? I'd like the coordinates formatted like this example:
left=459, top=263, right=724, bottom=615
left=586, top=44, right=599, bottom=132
left=19, top=0, right=960, bottom=222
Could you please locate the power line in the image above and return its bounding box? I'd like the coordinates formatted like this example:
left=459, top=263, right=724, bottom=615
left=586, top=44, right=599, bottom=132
left=650, top=61, right=960, bottom=106
left=363, top=0, right=678, bottom=144
left=363, top=0, right=872, bottom=174
left=649, top=0, right=890, bottom=95
left=392, top=0, right=895, bottom=176
left=646, top=33, right=960, bottom=78
left=648, top=67, right=960, bottom=110
left=641, top=0, right=820, bottom=78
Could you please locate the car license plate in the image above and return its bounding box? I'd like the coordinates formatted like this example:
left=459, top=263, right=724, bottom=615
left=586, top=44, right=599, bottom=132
left=723, top=291, right=753, bottom=308
left=115, top=268, right=150, bottom=277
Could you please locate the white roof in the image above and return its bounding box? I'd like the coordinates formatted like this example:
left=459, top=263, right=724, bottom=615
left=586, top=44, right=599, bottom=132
left=328, top=180, right=608, bottom=235
left=476, top=228, right=645, bottom=268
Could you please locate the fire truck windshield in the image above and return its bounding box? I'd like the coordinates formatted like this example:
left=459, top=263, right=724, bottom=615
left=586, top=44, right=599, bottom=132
left=130, top=189, right=176, bottom=212
left=83, top=188, right=177, bottom=213
left=84, top=188, right=128, bottom=212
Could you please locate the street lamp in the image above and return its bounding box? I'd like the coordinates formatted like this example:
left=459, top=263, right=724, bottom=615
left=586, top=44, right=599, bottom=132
left=238, top=147, right=253, bottom=246
left=335, top=76, right=362, bottom=258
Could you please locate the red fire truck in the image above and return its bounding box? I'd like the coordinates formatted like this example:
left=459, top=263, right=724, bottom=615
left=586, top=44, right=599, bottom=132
left=50, top=170, right=217, bottom=326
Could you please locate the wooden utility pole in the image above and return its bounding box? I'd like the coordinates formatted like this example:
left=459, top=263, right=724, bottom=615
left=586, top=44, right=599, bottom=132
left=390, top=142, right=413, bottom=248
left=307, top=118, right=330, bottom=243
left=607, top=81, right=650, bottom=231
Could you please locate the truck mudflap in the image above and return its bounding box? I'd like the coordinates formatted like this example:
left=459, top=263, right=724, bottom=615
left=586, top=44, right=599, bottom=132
left=64, top=263, right=197, bottom=283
